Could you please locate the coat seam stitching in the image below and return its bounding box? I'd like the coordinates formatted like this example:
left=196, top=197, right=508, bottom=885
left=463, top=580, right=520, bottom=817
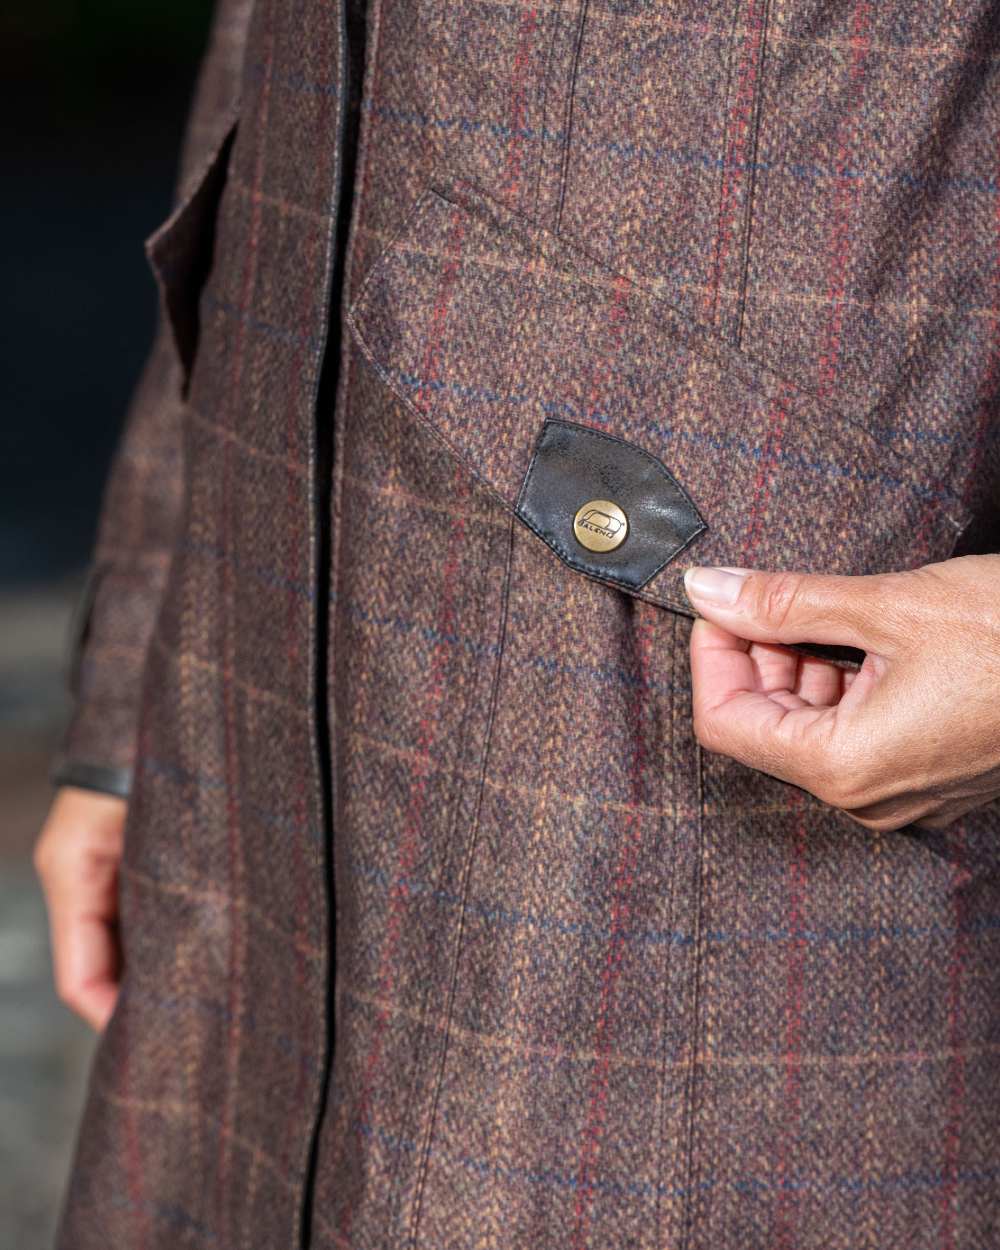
left=407, top=510, right=518, bottom=1247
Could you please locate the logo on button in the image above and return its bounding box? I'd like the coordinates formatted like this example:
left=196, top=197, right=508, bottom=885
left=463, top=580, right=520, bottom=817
left=573, top=500, right=628, bottom=552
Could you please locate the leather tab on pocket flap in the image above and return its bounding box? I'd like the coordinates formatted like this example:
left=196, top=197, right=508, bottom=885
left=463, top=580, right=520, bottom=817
left=515, top=417, right=707, bottom=593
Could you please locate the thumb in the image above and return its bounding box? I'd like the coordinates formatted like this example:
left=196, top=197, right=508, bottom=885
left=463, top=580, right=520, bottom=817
left=682, top=564, right=901, bottom=654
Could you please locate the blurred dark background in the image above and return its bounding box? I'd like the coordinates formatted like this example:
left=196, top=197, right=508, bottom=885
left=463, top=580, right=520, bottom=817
left=1, top=3, right=213, bottom=1244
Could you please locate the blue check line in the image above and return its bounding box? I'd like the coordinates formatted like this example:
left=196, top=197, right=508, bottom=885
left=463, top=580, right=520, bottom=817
left=363, top=95, right=1000, bottom=197
left=177, top=536, right=317, bottom=599
left=197, top=286, right=967, bottom=461
left=253, top=63, right=340, bottom=98
left=143, top=538, right=673, bottom=695
left=122, top=752, right=1000, bottom=952
left=327, top=588, right=672, bottom=695
left=348, top=856, right=1000, bottom=950
left=123, top=981, right=323, bottom=1073
left=92, top=1054, right=1000, bottom=1227
left=137, top=754, right=327, bottom=842
left=240, top=57, right=1000, bottom=197
left=352, top=1114, right=685, bottom=1200
left=202, top=293, right=323, bottom=350
left=106, top=1188, right=217, bottom=1240
left=386, top=367, right=965, bottom=507
left=350, top=1111, right=1000, bottom=1200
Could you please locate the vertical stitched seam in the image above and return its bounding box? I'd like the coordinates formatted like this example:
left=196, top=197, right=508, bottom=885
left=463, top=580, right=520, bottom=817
left=703, top=3, right=742, bottom=329
left=570, top=598, right=655, bottom=1248
left=407, top=511, right=518, bottom=1248
left=388, top=481, right=496, bottom=1241
left=331, top=203, right=470, bottom=1244
left=553, top=0, right=591, bottom=236
left=733, top=0, right=773, bottom=349
left=654, top=612, right=680, bottom=1249
left=815, top=0, right=872, bottom=405
left=532, top=0, right=561, bottom=225
left=678, top=736, right=708, bottom=1250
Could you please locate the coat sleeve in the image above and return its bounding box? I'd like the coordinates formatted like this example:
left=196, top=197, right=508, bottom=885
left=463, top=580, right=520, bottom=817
left=49, top=0, right=254, bottom=799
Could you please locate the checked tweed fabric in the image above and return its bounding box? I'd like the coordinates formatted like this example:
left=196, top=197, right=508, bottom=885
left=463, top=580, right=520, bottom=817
left=52, top=0, right=1000, bottom=1247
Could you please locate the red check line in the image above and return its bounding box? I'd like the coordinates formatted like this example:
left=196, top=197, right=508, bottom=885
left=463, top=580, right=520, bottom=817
left=742, top=383, right=788, bottom=563
left=586, top=275, right=631, bottom=421
left=954, top=116, right=1000, bottom=527
left=571, top=610, right=653, bottom=1250
left=120, top=709, right=158, bottom=1249
left=939, top=822, right=969, bottom=1250
left=816, top=2, right=872, bottom=401
left=772, top=12, right=870, bottom=1240
left=213, top=4, right=274, bottom=1232
left=120, top=860, right=148, bottom=1250
left=337, top=206, right=468, bottom=1241
left=703, top=0, right=769, bottom=325
left=773, top=791, right=807, bottom=1250
left=415, top=209, right=469, bottom=418
left=501, top=4, right=540, bottom=207
left=278, top=13, right=342, bottom=1178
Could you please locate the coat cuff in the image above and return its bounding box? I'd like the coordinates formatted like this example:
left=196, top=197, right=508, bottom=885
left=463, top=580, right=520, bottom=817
left=49, top=756, right=132, bottom=799
left=50, top=558, right=157, bottom=805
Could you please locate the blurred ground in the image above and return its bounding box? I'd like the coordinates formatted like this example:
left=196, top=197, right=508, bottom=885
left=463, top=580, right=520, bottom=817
left=0, top=578, right=98, bottom=1249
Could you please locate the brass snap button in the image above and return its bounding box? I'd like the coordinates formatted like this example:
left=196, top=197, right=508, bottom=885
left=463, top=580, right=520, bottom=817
left=573, top=499, right=628, bottom=552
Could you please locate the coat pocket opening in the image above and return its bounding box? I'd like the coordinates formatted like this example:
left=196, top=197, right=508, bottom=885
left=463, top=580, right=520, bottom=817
left=144, top=106, right=241, bottom=398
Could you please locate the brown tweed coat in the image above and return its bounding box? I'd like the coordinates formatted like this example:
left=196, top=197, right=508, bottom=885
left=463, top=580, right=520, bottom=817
left=52, top=0, right=1000, bottom=1245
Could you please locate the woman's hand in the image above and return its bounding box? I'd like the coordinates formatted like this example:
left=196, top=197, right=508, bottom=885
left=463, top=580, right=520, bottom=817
left=33, top=787, right=127, bottom=1030
left=683, top=553, right=1000, bottom=832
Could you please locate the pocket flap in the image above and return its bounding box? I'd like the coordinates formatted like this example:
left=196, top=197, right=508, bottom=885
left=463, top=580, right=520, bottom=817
left=345, top=173, right=973, bottom=619
left=145, top=105, right=240, bottom=395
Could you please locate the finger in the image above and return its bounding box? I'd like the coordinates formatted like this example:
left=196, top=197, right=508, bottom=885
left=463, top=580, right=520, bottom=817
left=683, top=565, right=907, bottom=654
left=768, top=688, right=811, bottom=711
left=912, top=803, right=981, bottom=832
left=690, top=619, right=837, bottom=785
left=48, top=888, right=121, bottom=1031
left=795, top=653, right=843, bottom=706
left=689, top=616, right=755, bottom=696
left=33, top=789, right=128, bottom=1031
left=746, top=641, right=801, bottom=695
left=63, top=910, right=121, bottom=1031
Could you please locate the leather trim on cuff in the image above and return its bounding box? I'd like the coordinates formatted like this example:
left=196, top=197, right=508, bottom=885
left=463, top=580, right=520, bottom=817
left=50, top=757, right=133, bottom=800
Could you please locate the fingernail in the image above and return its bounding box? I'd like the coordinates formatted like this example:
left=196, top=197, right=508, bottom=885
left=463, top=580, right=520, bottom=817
left=683, top=566, right=749, bottom=606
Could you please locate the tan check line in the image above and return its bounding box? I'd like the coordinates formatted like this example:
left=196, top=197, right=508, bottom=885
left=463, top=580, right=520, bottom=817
left=121, top=863, right=324, bottom=960
left=149, top=628, right=311, bottom=717
left=186, top=405, right=311, bottom=476
left=348, top=724, right=827, bottom=823
left=340, top=980, right=1000, bottom=1075
left=88, top=1087, right=372, bottom=1248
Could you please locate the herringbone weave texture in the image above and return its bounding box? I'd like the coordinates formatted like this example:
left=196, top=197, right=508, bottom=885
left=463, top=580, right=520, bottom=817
left=54, top=0, right=1000, bottom=1246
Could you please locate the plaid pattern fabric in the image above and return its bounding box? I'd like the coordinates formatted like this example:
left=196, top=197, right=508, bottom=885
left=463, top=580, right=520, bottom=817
left=53, top=0, right=1000, bottom=1247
